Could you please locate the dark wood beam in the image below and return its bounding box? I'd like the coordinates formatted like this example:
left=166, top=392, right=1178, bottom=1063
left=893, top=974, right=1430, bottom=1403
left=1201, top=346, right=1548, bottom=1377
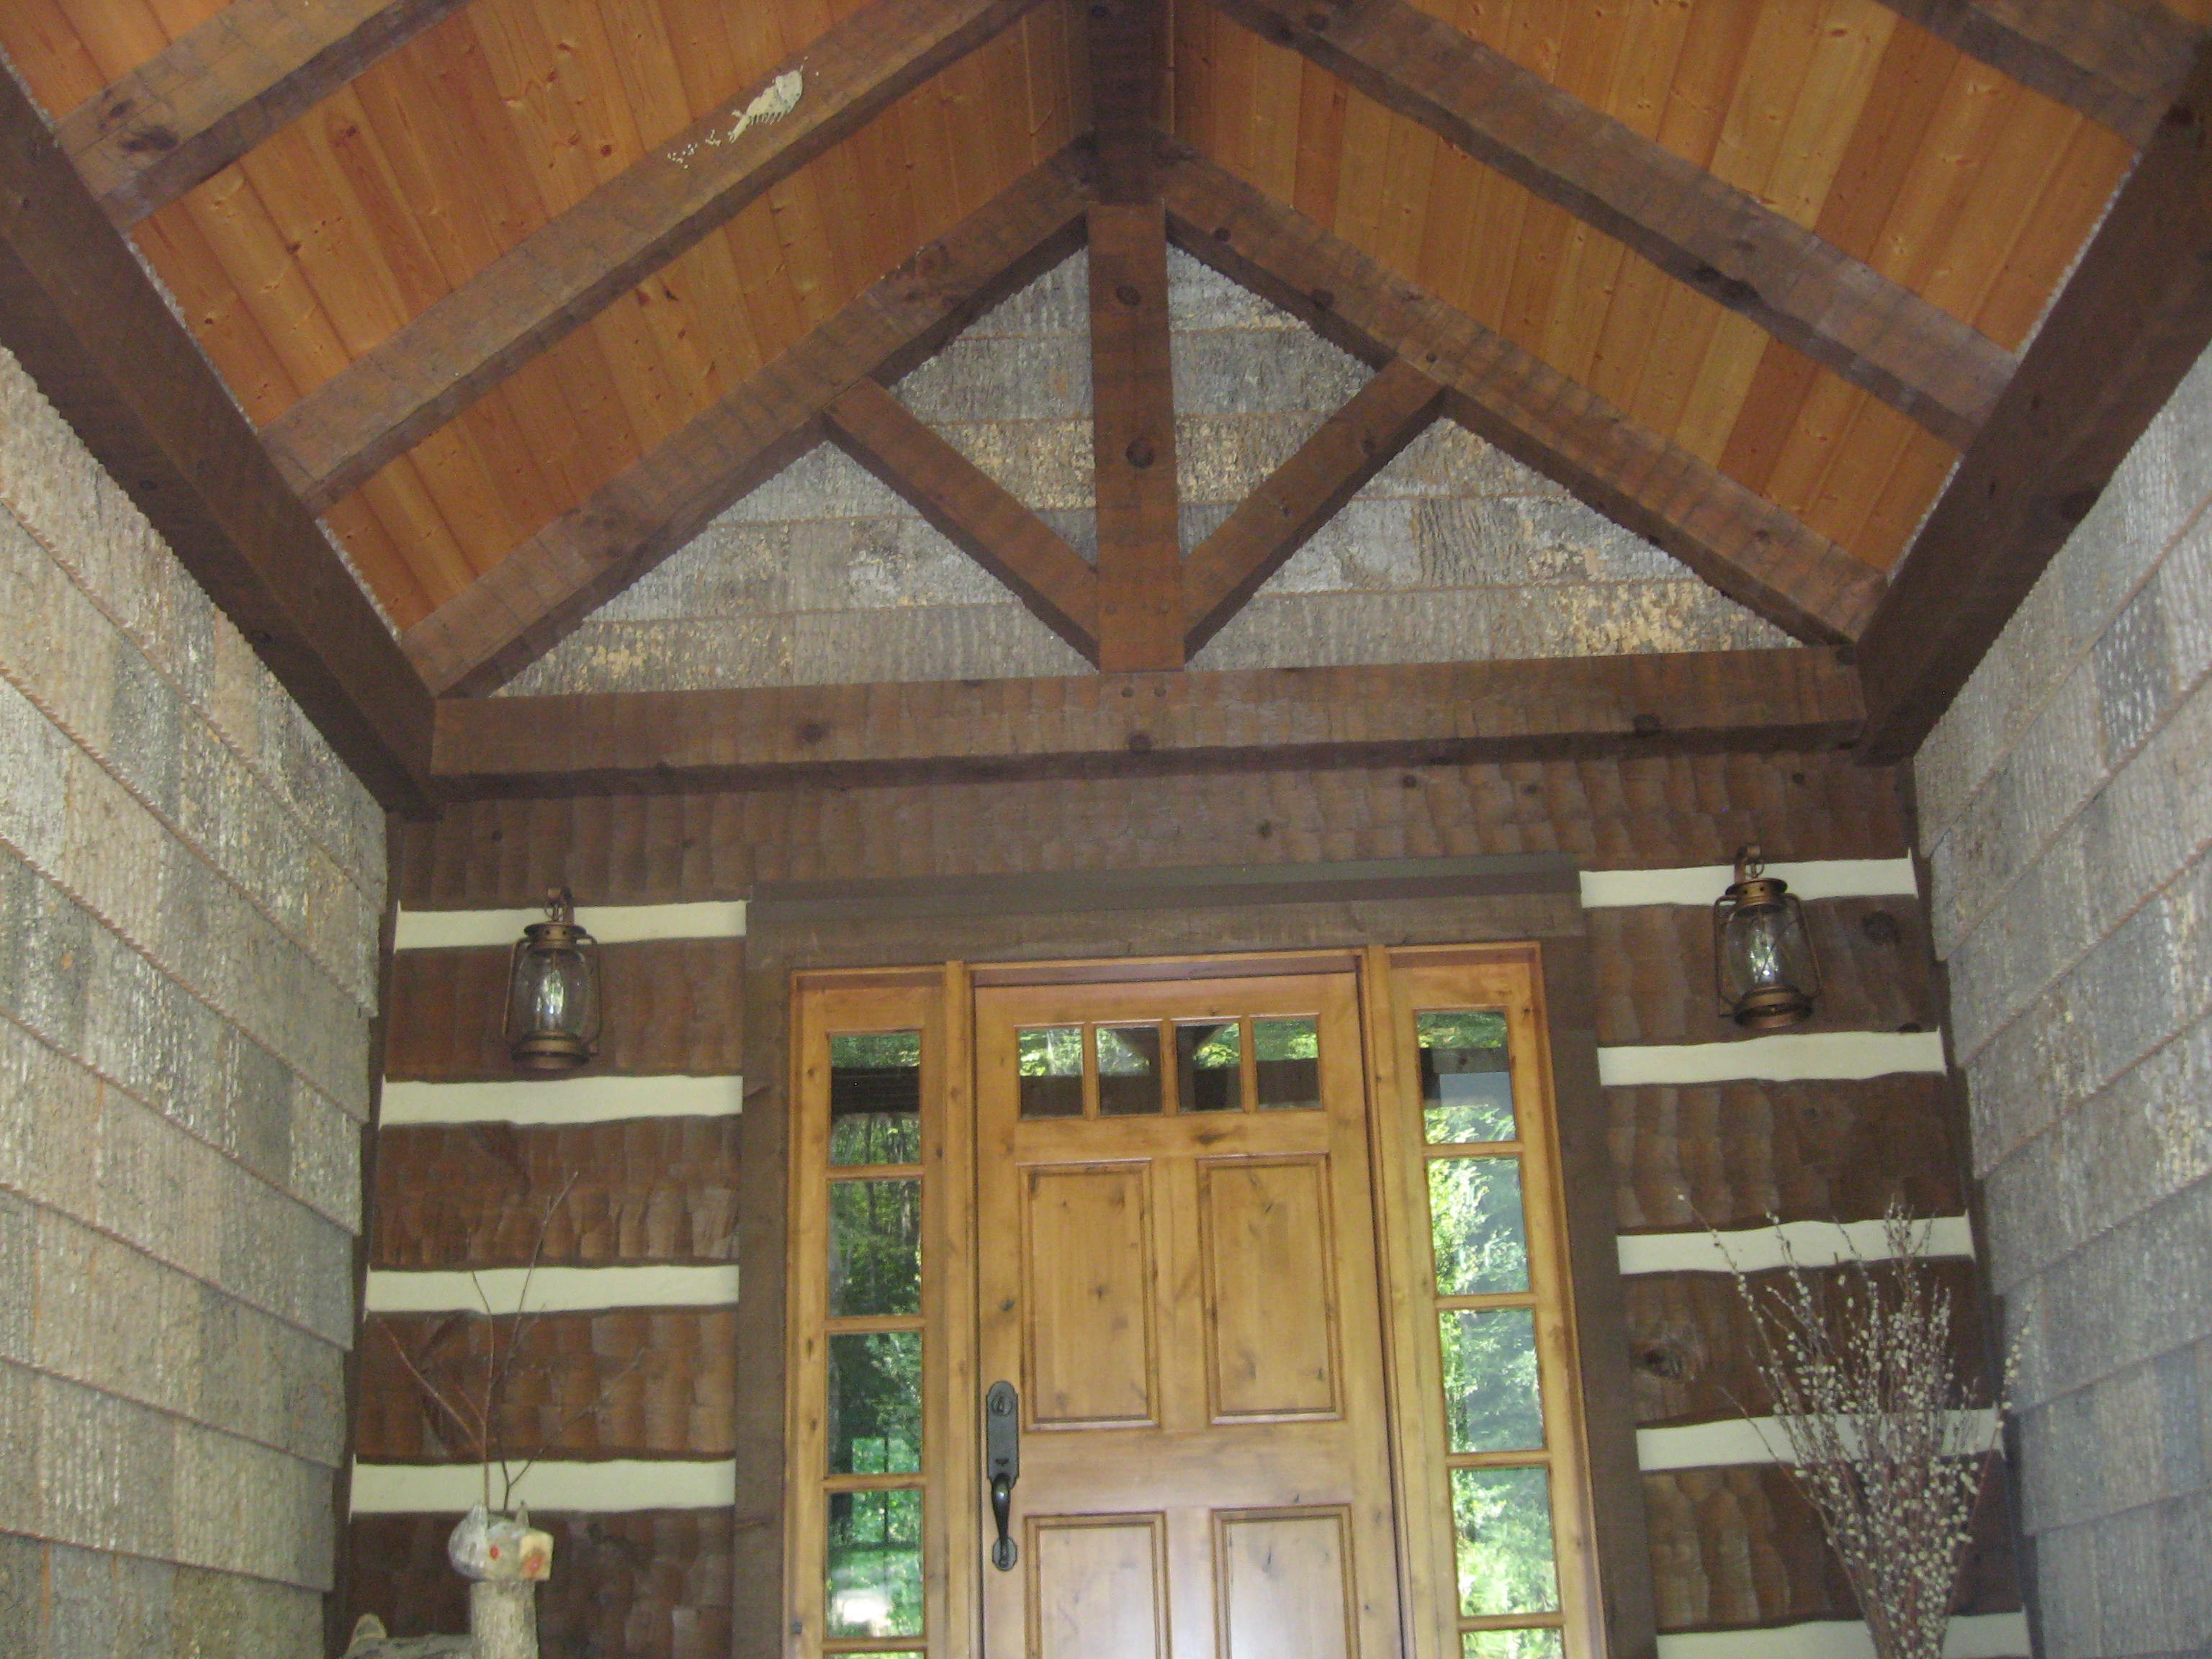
left=1210, top=0, right=2013, bottom=449
left=1157, top=148, right=1887, bottom=646
left=55, top=0, right=473, bottom=228
left=1183, top=358, right=1443, bottom=653
left=429, top=647, right=1864, bottom=795
left=824, top=378, right=1100, bottom=661
left=1089, top=202, right=1187, bottom=671
left=1089, top=0, right=1167, bottom=201
left=401, top=153, right=1089, bottom=696
left=1857, top=38, right=2212, bottom=762
left=0, top=62, right=434, bottom=814
left=259, top=0, right=1049, bottom=513
left=1873, top=0, right=2199, bottom=146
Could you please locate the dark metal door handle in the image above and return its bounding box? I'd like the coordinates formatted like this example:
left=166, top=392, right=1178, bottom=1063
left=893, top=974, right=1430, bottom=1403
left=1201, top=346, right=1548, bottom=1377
left=985, top=1380, right=1020, bottom=1572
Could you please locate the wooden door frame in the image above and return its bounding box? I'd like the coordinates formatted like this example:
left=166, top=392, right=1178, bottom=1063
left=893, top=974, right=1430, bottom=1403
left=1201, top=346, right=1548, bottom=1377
left=736, top=858, right=1658, bottom=1659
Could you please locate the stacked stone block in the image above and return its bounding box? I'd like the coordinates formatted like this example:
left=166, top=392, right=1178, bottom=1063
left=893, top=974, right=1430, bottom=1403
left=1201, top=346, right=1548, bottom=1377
left=0, top=345, right=387, bottom=1656
left=1917, top=341, right=2212, bottom=1658
left=505, top=251, right=1783, bottom=696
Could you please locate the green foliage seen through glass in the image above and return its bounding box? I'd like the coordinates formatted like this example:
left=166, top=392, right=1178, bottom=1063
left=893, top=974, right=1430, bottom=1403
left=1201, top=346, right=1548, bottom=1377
left=830, top=1030, right=922, bottom=1166
left=828, top=1178, right=921, bottom=1317
left=1419, top=1009, right=1515, bottom=1143
left=1452, top=1465, right=1560, bottom=1617
left=1441, top=1308, right=1544, bottom=1452
left=1429, top=1156, right=1530, bottom=1296
left=827, top=1331, right=922, bottom=1475
left=1177, top=1021, right=1240, bottom=1113
left=1462, top=1628, right=1564, bottom=1658
left=827, top=1488, right=923, bottom=1637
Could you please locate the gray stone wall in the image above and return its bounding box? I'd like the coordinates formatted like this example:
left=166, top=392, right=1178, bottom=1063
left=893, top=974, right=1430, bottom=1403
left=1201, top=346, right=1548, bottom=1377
left=506, top=250, right=1785, bottom=696
left=1916, top=346, right=2212, bottom=1658
left=0, top=345, right=387, bottom=1655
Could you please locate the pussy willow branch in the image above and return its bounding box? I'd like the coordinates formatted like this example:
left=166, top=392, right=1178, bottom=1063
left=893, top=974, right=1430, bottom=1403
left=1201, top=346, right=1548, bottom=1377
left=1725, top=1206, right=2010, bottom=1659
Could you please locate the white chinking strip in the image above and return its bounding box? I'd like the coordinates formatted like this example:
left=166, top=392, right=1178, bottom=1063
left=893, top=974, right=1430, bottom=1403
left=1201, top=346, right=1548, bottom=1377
left=366, top=1263, right=739, bottom=1315
left=1657, top=1611, right=2030, bottom=1659
left=1636, top=1410, right=2000, bottom=1472
left=380, top=1073, right=744, bottom=1125
left=1618, top=1216, right=1975, bottom=1276
left=349, top=1459, right=738, bottom=1514
left=1597, top=1030, right=1947, bottom=1086
left=1578, top=858, right=1917, bottom=909
left=395, top=900, right=747, bottom=950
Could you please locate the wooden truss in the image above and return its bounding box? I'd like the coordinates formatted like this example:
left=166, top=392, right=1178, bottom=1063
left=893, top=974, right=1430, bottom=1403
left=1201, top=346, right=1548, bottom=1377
left=4, top=0, right=2212, bottom=808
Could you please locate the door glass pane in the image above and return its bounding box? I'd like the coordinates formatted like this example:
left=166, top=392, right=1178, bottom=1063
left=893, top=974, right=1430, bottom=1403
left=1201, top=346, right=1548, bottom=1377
left=828, top=1178, right=921, bottom=1317
left=1429, top=1157, right=1530, bottom=1296
left=1097, top=1024, right=1164, bottom=1116
left=1452, top=1466, right=1560, bottom=1617
left=830, top=1031, right=922, bottom=1166
left=1462, top=1630, right=1564, bottom=1659
left=827, top=1331, right=922, bottom=1475
left=1017, top=1025, right=1084, bottom=1118
left=826, top=1487, right=923, bottom=1637
left=1176, top=1020, right=1242, bottom=1112
left=1441, top=1308, right=1545, bottom=1452
left=1253, top=1016, right=1321, bottom=1110
left=1419, top=1010, right=1515, bottom=1144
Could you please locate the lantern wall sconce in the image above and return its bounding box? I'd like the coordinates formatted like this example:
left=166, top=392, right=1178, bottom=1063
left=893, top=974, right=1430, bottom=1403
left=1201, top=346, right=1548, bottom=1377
left=505, top=886, right=603, bottom=1070
left=1712, top=845, right=1824, bottom=1030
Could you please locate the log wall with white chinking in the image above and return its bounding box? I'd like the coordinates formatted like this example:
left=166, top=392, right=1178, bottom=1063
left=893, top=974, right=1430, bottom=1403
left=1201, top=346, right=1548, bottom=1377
left=357, top=747, right=2023, bottom=1658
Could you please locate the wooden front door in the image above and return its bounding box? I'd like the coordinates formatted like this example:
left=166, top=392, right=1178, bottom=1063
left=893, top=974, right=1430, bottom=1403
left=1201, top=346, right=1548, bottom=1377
left=974, top=968, right=1402, bottom=1659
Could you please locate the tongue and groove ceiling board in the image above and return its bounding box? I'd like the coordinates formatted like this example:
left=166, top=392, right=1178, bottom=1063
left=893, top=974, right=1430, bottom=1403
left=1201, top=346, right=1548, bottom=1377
left=2, top=0, right=2207, bottom=713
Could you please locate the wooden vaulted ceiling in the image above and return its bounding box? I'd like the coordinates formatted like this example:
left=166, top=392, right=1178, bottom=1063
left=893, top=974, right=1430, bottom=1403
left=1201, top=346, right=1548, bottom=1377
left=4, top=0, right=2212, bottom=815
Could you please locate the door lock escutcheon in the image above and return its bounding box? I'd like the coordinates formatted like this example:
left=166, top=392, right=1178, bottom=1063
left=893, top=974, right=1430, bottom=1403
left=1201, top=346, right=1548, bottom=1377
left=984, top=1380, right=1020, bottom=1572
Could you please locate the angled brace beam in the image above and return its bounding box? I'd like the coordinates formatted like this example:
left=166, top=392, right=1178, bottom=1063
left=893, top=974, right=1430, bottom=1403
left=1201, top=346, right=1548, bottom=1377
left=403, top=151, right=1092, bottom=697
left=1210, top=0, right=2014, bottom=449
left=1157, top=147, right=1887, bottom=648
left=56, top=0, right=475, bottom=227
left=1182, top=358, right=1444, bottom=655
left=261, top=0, right=1053, bottom=512
left=824, top=379, right=1101, bottom=662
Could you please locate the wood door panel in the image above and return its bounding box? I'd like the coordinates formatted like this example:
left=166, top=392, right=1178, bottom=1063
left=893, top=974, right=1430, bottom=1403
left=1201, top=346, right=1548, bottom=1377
left=978, top=967, right=1399, bottom=1659
left=1215, top=1509, right=1355, bottom=1659
left=1030, top=1516, right=1169, bottom=1659
left=1199, top=1157, right=1341, bottom=1421
left=1023, top=1162, right=1159, bottom=1428
left=1020, top=1423, right=1354, bottom=1508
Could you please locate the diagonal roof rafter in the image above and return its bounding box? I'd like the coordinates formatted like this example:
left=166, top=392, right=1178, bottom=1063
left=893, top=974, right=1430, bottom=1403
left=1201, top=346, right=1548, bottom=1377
left=56, top=0, right=477, bottom=228
left=1208, top=0, right=2015, bottom=451
left=403, top=151, right=1094, bottom=698
left=258, top=0, right=1056, bottom=514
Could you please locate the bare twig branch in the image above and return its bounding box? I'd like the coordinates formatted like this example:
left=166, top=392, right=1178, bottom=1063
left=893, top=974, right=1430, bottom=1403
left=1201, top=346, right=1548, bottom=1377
left=1719, top=1203, right=2010, bottom=1659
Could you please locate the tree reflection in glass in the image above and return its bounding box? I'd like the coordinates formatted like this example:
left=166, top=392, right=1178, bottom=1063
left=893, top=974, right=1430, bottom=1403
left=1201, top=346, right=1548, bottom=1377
left=1441, top=1308, right=1545, bottom=1452
left=1419, top=1010, right=1515, bottom=1143
left=829, top=1178, right=921, bottom=1317
left=1452, top=1465, right=1560, bottom=1617
left=830, top=1030, right=922, bottom=1166
left=827, top=1488, right=923, bottom=1637
left=1429, top=1157, right=1530, bottom=1295
left=828, top=1331, right=922, bottom=1475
